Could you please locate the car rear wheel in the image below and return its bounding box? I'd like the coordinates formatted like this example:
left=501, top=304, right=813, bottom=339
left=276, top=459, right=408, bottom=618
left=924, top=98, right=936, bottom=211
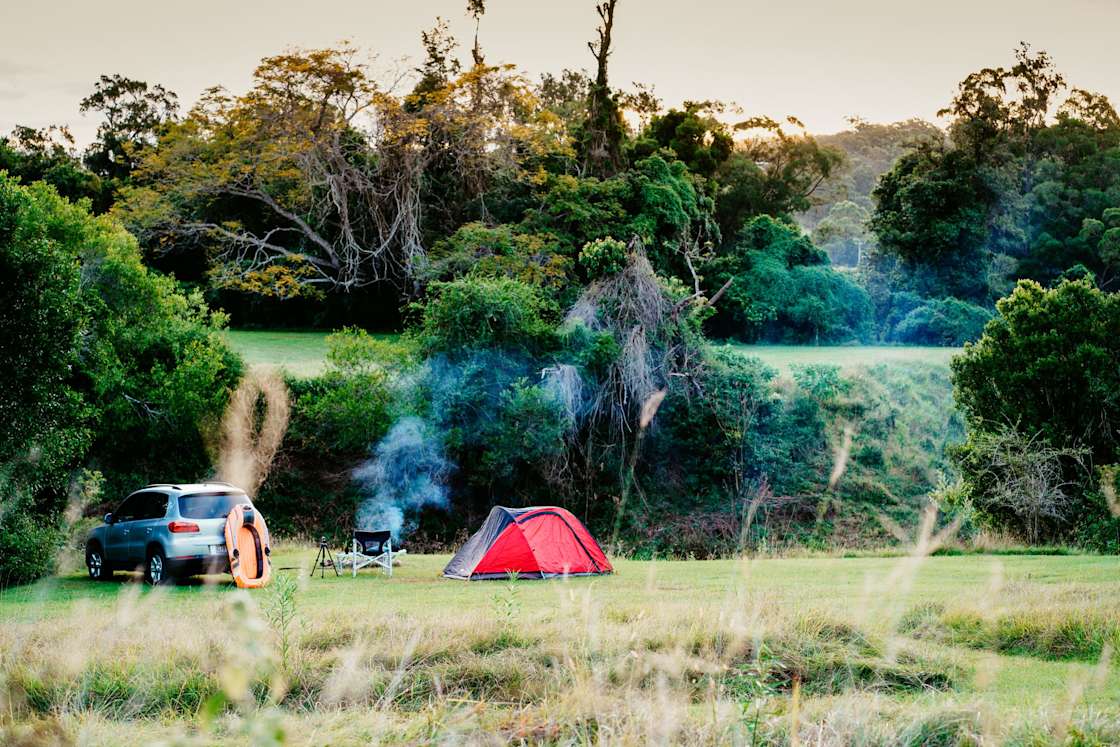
left=86, top=543, right=113, bottom=581
left=145, top=548, right=172, bottom=586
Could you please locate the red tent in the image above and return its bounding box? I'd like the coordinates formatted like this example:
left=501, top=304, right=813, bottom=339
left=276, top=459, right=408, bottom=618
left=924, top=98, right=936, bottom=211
left=443, top=506, right=613, bottom=580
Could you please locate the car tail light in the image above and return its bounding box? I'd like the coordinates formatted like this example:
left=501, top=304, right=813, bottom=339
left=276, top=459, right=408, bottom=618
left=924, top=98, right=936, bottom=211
left=168, top=521, right=200, bottom=533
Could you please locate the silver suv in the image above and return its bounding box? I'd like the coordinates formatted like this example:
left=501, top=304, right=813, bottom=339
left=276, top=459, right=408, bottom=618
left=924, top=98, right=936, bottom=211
left=85, top=483, right=253, bottom=585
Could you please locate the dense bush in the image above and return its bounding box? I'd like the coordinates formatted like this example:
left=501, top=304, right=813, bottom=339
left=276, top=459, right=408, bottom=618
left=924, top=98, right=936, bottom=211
left=631, top=351, right=961, bottom=555
left=420, top=223, right=574, bottom=304
left=0, top=176, right=91, bottom=494
left=951, top=425, right=1091, bottom=543
left=422, top=352, right=567, bottom=506
left=653, top=348, right=782, bottom=501
left=0, top=488, right=64, bottom=587
left=0, top=175, right=240, bottom=585
left=890, top=297, right=993, bottom=345
left=705, top=216, right=873, bottom=343
left=286, top=330, right=402, bottom=454
left=579, top=236, right=628, bottom=280
left=952, top=278, right=1120, bottom=545
left=521, top=155, right=714, bottom=277
left=417, top=277, right=557, bottom=355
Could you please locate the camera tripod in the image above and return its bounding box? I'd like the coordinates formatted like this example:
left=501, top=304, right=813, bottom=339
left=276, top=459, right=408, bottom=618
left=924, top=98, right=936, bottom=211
left=312, top=537, right=339, bottom=578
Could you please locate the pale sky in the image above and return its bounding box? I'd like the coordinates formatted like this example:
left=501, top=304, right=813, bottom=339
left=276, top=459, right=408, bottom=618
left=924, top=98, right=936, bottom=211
left=2, top=0, right=1119, bottom=145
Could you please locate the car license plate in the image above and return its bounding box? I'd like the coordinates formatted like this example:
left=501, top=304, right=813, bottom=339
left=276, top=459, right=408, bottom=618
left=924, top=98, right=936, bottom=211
left=209, top=544, right=226, bottom=555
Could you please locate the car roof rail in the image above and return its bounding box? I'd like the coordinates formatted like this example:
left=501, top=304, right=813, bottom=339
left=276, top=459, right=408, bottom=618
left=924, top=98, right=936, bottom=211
left=206, top=481, right=238, bottom=488
left=144, top=483, right=182, bottom=490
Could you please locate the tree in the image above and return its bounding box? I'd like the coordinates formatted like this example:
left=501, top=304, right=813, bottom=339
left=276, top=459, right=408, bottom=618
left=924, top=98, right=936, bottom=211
left=870, top=44, right=1120, bottom=301
left=537, top=69, right=590, bottom=135
left=630, top=102, right=733, bottom=179
left=0, top=175, right=241, bottom=584
left=116, top=45, right=558, bottom=297
left=413, top=18, right=462, bottom=100
left=0, top=126, right=107, bottom=210
left=802, top=118, right=944, bottom=230
left=940, top=42, right=1065, bottom=159
left=951, top=278, right=1120, bottom=543
left=80, top=74, right=179, bottom=183
left=704, top=215, right=872, bottom=343
left=521, top=154, right=714, bottom=278
left=714, top=116, right=842, bottom=240
left=869, top=143, right=994, bottom=301
left=813, top=200, right=871, bottom=266
left=888, top=297, right=993, bottom=346
left=952, top=278, right=1120, bottom=464
left=467, top=0, right=486, bottom=68
left=579, top=0, right=626, bottom=178
left=0, top=175, right=90, bottom=493
left=420, top=222, right=573, bottom=303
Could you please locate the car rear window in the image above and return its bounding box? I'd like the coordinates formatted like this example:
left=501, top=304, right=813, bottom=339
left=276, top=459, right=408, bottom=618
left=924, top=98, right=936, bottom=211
left=178, top=492, right=250, bottom=519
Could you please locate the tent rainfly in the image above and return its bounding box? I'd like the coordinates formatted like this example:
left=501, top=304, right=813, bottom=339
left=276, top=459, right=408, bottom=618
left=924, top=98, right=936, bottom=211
left=443, top=506, right=613, bottom=580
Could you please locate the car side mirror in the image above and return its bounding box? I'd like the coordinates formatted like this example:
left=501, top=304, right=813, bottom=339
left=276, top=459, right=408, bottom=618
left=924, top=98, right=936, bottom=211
left=104, top=513, right=114, bottom=525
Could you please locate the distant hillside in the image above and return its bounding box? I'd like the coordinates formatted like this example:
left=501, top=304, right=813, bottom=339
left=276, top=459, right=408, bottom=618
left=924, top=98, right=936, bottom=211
left=802, top=119, right=945, bottom=231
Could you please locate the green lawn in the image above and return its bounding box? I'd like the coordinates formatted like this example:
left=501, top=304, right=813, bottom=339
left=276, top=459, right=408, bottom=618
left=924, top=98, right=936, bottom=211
left=224, top=330, right=332, bottom=377
left=224, top=329, right=962, bottom=379
left=3, top=551, right=1118, bottom=744
left=224, top=329, right=401, bottom=378
left=723, top=343, right=961, bottom=373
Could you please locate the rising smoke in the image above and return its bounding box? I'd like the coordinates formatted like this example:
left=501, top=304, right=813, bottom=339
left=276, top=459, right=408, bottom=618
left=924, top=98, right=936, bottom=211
left=541, top=363, right=586, bottom=425
left=352, top=416, right=452, bottom=539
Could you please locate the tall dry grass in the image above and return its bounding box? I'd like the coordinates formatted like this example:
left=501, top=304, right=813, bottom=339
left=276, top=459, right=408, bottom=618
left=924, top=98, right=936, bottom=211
left=2, top=545, right=1118, bottom=745
left=215, top=370, right=290, bottom=495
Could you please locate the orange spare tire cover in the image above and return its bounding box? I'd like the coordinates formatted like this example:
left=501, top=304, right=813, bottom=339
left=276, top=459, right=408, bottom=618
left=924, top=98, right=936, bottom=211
left=225, top=503, right=272, bottom=589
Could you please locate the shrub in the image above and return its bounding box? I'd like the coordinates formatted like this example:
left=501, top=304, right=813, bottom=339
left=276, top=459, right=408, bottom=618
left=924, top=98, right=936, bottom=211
left=324, top=327, right=416, bottom=374
left=952, top=278, right=1120, bottom=543
left=423, top=352, right=568, bottom=505
left=417, top=277, right=557, bottom=355
left=0, top=493, right=64, bottom=587
left=1073, top=466, right=1120, bottom=553
left=654, top=347, right=780, bottom=499
left=288, top=371, right=394, bottom=455
left=705, top=215, right=873, bottom=343
left=951, top=425, right=1090, bottom=543
left=890, top=297, right=993, bottom=345
left=579, top=236, right=628, bottom=279
left=421, top=222, right=573, bottom=303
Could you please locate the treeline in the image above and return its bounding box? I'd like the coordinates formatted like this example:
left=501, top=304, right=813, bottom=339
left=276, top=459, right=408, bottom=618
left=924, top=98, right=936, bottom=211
left=6, top=34, right=1118, bottom=348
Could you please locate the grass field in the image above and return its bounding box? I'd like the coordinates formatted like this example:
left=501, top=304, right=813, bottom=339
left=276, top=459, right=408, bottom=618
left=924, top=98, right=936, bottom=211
left=224, top=330, right=333, bottom=378
left=2, top=549, right=1118, bottom=744
left=224, top=329, right=962, bottom=378
left=722, top=343, right=961, bottom=374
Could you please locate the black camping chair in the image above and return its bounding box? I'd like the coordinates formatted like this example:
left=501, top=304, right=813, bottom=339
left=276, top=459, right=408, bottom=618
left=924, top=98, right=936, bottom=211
left=336, top=529, right=405, bottom=577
